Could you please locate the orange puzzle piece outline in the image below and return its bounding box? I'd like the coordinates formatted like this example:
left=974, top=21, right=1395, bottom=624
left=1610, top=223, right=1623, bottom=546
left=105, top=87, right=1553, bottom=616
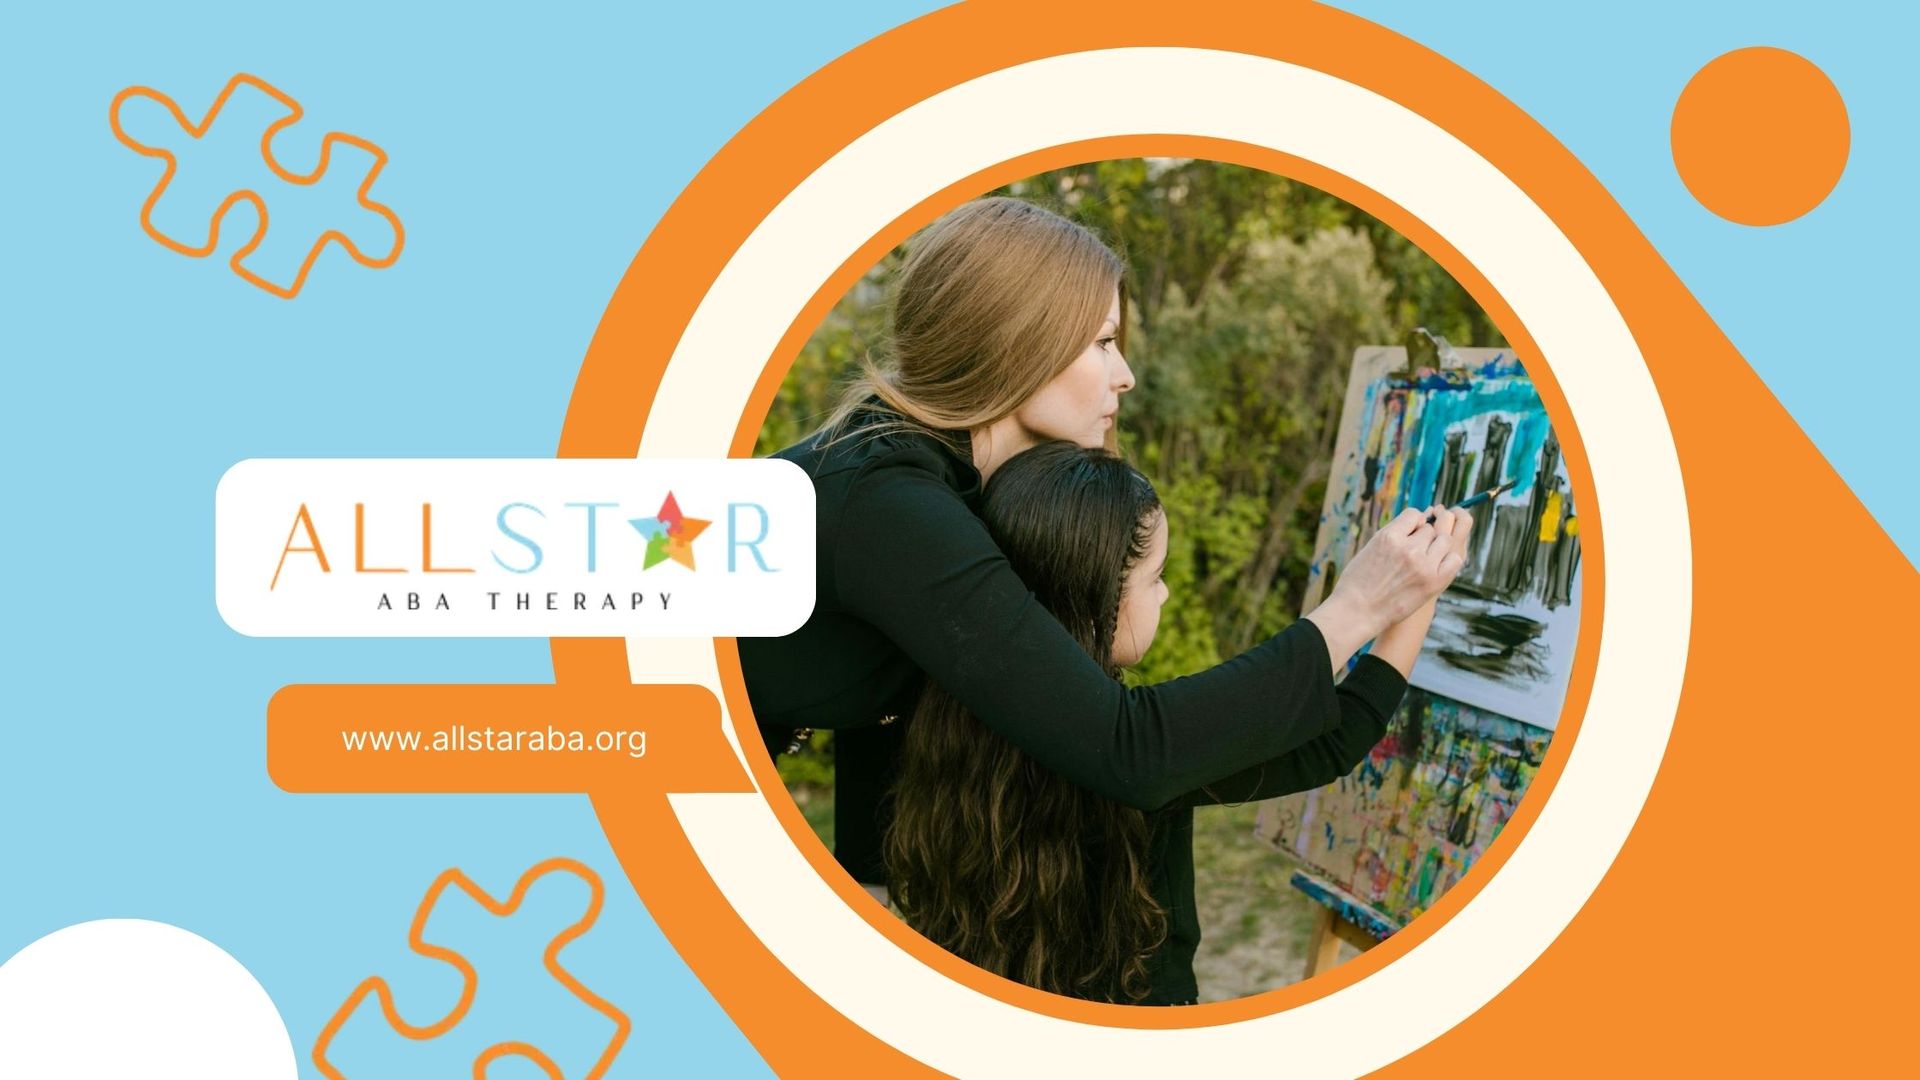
left=108, top=72, right=404, bottom=299
left=312, top=856, right=631, bottom=1079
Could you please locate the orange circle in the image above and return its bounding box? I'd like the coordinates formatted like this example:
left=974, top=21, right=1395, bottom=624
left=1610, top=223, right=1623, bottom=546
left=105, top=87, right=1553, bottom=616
left=1670, top=46, right=1849, bottom=226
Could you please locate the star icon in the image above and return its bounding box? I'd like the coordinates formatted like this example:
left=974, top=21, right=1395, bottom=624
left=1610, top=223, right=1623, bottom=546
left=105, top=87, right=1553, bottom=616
left=628, top=492, right=710, bottom=570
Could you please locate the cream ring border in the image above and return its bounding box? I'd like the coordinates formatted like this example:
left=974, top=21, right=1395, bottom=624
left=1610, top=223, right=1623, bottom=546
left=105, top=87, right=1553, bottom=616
left=625, top=47, right=1690, bottom=1078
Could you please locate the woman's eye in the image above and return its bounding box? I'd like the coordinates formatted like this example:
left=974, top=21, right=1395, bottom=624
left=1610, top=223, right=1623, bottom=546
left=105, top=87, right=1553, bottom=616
left=1097, top=336, right=1116, bottom=351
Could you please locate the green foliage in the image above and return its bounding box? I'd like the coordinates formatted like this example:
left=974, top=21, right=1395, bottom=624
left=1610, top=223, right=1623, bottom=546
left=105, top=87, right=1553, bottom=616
left=763, top=160, right=1497, bottom=772
left=754, top=265, right=897, bottom=457
left=774, top=729, right=836, bottom=790
left=776, top=732, right=838, bottom=850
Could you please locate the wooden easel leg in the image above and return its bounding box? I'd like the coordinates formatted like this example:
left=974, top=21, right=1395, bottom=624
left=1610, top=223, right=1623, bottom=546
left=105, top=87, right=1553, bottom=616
left=1304, top=905, right=1343, bottom=978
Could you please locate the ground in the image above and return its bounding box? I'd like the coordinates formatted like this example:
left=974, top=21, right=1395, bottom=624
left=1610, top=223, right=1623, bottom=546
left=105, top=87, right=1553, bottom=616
left=1187, top=801, right=1360, bottom=1000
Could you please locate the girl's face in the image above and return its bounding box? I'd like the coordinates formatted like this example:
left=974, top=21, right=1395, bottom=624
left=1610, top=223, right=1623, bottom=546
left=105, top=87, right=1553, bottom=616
left=1013, top=290, right=1134, bottom=449
left=1112, top=511, right=1170, bottom=667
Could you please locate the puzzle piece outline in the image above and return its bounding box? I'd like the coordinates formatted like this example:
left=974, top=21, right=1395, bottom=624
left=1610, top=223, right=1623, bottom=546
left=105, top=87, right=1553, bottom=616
left=312, top=857, right=631, bottom=1079
left=108, top=72, right=404, bottom=299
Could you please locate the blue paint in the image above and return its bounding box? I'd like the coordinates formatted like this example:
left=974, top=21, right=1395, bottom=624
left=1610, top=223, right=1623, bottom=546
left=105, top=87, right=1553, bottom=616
left=1289, top=870, right=1401, bottom=940
left=1405, top=370, right=1471, bottom=391
left=1504, top=408, right=1555, bottom=491
left=1472, top=351, right=1524, bottom=378
left=1393, top=376, right=1551, bottom=511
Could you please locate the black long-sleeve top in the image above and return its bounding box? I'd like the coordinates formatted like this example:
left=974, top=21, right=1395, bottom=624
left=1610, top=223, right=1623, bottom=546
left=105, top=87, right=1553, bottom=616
left=739, top=405, right=1408, bottom=889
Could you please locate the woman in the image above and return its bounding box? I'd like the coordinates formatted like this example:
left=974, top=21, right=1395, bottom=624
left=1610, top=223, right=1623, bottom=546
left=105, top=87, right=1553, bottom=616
left=884, top=443, right=1441, bottom=1004
left=738, top=196, right=1466, bottom=891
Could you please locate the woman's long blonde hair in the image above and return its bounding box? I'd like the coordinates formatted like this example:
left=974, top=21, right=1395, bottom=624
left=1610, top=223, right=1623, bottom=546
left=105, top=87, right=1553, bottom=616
left=821, top=196, right=1127, bottom=446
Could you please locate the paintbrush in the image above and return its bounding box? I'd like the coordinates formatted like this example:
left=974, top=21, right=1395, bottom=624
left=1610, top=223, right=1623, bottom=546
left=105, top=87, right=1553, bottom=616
left=1426, top=479, right=1516, bottom=524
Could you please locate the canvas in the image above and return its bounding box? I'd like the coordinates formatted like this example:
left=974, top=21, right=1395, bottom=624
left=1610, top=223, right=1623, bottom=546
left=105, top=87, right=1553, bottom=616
left=1305, top=346, right=1583, bottom=728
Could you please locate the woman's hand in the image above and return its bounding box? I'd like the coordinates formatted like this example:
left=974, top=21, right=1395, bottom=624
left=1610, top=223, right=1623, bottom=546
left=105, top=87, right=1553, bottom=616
left=1344, top=504, right=1472, bottom=624
left=1306, top=504, right=1472, bottom=673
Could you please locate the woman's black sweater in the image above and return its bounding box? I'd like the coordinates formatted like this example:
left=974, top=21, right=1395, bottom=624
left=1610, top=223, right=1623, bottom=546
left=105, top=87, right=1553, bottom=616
left=739, top=407, right=1408, bottom=1001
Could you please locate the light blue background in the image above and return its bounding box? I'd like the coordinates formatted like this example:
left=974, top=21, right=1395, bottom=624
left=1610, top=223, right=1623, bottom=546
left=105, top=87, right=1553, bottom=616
left=1, top=2, right=1908, bottom=1076
left=1330, top=0, right=1916, bottom=565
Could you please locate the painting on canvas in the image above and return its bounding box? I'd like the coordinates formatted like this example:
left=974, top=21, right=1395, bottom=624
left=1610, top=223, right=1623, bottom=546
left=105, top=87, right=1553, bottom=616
left=1305, top=346, right=1584, bottom=728
left=1255, top=687, right=1550, bottom=926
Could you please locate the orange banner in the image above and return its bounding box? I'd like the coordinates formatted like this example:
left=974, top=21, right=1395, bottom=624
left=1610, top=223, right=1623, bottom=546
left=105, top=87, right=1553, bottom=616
left=267, top=683, right=750, bottom=794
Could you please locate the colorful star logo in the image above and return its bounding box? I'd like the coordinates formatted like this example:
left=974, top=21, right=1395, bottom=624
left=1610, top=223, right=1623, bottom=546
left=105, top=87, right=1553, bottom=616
left=627, top=492, right=710, bottom=570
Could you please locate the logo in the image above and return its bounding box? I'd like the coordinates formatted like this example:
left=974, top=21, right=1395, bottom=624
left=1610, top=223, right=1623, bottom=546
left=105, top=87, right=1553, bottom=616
left=216, top=459, right=815, bottom=638
left=627, top=492, right=710, bottom=570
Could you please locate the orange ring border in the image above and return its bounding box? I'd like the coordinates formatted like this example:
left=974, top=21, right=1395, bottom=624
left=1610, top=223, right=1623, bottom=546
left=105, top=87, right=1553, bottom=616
left=551, top=2, right=1647, bottom=1073
left=713, top=133, right=1601, bottom=1026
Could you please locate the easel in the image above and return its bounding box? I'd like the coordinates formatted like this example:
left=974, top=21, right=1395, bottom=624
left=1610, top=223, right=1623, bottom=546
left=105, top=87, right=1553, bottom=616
left=1268, top=336, right=1555, bottom=981
left=1291, top=870, right=1399, bottom=978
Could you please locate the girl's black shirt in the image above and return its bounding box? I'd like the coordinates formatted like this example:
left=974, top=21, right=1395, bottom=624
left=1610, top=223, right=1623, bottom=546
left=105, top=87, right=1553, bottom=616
left=740, top=405, right=1408, bottom=870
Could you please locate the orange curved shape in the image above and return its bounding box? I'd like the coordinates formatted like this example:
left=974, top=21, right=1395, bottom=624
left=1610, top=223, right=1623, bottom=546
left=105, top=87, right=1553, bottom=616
left=107, top=72, right=404, bottom=299
left=542, top=1, right=1916, bottom=1076
left=473, top=1042, right=564, bottom=1079
left=310, top=856, right=630, bottom=1079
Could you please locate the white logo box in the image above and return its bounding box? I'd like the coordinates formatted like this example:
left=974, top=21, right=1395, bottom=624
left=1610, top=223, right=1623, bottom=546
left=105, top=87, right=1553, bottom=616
left=215, top=458, right=815, bottom=637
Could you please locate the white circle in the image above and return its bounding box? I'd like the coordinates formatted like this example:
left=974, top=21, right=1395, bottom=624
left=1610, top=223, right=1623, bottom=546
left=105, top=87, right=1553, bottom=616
left=0, top=919, right=298, bottom=1079
left=626, top=48, right=1689, bottom=1077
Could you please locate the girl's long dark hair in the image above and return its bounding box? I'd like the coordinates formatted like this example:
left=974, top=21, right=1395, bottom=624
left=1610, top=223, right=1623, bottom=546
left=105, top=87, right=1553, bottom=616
left=884, top=442, right=1167, bottom=1002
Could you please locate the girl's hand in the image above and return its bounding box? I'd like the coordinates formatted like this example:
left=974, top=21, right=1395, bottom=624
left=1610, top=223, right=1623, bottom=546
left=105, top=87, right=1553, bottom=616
left=1369, top=597, right=1438, bottom=678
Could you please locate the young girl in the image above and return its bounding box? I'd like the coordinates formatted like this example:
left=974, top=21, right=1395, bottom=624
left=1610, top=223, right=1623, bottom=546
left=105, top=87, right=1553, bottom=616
left=885, top=442, right=1445, bottom=1005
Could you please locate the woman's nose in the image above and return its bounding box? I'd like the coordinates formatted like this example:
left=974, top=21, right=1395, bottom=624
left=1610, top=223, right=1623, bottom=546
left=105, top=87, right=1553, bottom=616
left=1113, top=351, right=1136, bottom=393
